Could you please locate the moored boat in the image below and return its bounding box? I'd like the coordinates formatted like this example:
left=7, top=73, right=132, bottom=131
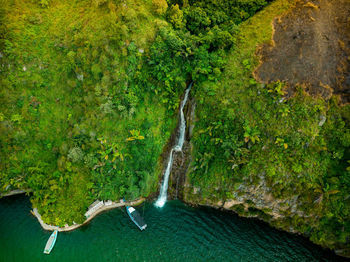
left=44, top=230, right=58, bottom=254
left=126, top=206, right=147, bottom=230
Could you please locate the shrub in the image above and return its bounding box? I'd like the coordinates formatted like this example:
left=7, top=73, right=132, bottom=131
left=168, top=4, right=184, bottom=29
left=152, top=0, right=168, bottom=15
left=68, top=147, right=84, bottom=163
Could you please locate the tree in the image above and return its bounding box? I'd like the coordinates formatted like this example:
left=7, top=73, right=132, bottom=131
left=152, top=0, right=168, bottom=15
left=168, top=4, right=184, bottom=29
left=92, top=0, right=107, bottom=7
left=185, top=6, right=211, bottom=34
left=38, top=0, right=50, bottom=7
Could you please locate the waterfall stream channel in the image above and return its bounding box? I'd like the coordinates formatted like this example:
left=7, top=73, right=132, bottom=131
left=155, top=82, right=192, bottom=208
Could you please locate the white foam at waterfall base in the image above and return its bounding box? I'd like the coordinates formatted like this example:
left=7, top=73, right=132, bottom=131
left=155, top=83, right=192, bottom=208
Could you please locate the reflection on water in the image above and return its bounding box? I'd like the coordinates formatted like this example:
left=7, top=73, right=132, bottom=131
left=0, top=194, right=347, bottom=262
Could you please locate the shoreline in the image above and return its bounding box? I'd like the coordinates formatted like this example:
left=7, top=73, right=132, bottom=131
left=1, top=189, right=30, bottom=197
left=2, top=190, right=348, bottom=258
left=1, top=190, right=145, bottom=232
left=31, top=198, right=145, bottom=232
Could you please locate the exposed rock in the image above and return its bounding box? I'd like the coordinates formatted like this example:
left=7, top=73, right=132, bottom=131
left=318, top=115, right=326, bottom=126
left=193, top=187, right=200, bottom=194
left=255, top=0, right=350, bottom=103
left=223, top=199, right=243, bottom=209
left=76, top=73, right=84, bottom=81
left=166, top=92, right=196, bottom=200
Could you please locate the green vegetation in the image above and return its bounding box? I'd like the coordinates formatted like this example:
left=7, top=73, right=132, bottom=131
left=1, top=0, right=349, bottom=256
left=0, top=0, right=176, bottom=225
left=188, top=0, right=350, bottom=253
left=0, top=0, right=275, bottom=225
left=148, top=0, right=272, bottom=106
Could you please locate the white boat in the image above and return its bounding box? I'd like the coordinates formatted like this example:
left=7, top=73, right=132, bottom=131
left=126, top=206, right=147, bottom=230
left=44, top=230, right=58, bottom=254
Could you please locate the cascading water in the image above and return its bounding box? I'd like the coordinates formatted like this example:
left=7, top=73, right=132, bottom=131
left=155, top=83, right=192, bottom=208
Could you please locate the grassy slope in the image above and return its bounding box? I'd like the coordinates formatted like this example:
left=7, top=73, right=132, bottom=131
left=189, top=0, right=350, bottom=254
left=0, top=0, right=176, bottom=225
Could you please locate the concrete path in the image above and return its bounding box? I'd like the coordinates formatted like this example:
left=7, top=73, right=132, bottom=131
left=31, top=198, right=145, bottom=232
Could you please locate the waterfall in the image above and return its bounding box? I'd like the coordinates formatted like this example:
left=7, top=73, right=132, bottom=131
left=155, top=83, right=192, bottom=208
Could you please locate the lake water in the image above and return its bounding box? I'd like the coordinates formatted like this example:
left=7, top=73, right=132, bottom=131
left=0, top=194, right=347, bottom=262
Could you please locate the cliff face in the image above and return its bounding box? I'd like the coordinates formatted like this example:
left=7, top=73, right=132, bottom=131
left=183, top=169, right=308, bottom=227
left=182, top=158, right=350, bottom=258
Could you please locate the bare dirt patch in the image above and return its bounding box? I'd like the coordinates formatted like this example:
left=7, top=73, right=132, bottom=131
left=255, top=0, right=350, bottom=103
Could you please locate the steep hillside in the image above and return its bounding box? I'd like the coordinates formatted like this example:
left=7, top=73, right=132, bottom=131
left=185, top=0, right=350, bottom=257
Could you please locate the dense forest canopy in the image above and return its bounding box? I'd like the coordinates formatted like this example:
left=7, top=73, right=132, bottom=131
left=0, top=0, right=349, bottom=256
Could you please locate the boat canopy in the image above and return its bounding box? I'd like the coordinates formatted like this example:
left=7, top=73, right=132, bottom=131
left=126, top=206, right=147, bottom=230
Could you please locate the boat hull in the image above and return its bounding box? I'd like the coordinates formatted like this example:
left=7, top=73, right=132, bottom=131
left=44, top=230, right=58, bottom=254
left=126, top=206, right=147, bottom=231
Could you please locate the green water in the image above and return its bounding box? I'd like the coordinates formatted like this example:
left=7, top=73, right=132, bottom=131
left=0, top=195, right=347, bottom=262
